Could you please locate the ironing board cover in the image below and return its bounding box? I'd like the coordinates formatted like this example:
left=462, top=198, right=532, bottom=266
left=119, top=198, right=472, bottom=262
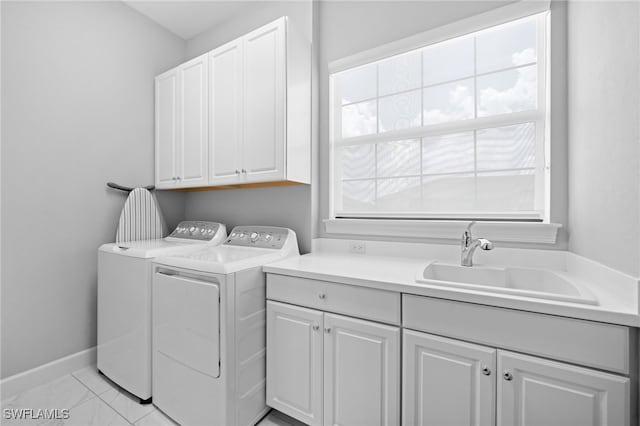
left=115, top=188, right=166, bottom=243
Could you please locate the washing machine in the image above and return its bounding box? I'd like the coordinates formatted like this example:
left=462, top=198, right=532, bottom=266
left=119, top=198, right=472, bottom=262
left=97, top=221, right=227, bottom=402
left=151, top=226, right=299, bottom=426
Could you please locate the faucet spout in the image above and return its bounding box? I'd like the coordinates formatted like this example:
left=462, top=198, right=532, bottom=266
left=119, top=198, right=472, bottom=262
left=460, top=222, right=493, bottom=267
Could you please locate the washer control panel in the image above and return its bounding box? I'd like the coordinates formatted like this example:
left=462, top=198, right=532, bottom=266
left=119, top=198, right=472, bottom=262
left=224, top=226, right=290, bottom=249
left=168, top=221, right=223, bottom=241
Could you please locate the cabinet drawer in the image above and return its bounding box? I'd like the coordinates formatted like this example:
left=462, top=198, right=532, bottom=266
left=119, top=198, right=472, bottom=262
left=403, top=295, right=632, bottom=374
left=267, top=274, right=400, bottom=325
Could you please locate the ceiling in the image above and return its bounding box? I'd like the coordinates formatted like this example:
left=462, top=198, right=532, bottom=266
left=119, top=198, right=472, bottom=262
left=122, top=1, right=257, bottom=40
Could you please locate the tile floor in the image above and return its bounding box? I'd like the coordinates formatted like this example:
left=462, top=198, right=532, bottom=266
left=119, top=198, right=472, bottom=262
left=1, top=366, right=303, bottom=426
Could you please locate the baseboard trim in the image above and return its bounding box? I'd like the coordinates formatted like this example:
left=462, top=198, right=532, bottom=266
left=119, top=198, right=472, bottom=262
left=1, top=347, right=96, bottom=399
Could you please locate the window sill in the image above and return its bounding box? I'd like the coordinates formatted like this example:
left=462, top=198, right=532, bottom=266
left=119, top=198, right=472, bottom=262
left=323, top=219, right=562, bottom=244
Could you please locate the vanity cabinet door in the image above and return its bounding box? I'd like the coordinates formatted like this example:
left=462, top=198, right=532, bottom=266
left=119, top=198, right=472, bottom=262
left=155, top=69, right=178, bottom=188
left=323, top=313, right=400, bottom=426
left=403, top=330, right=496, bottom=426
left=267, top=301, right=323, bottom=426
left=497, top=350, right=630, bottom=426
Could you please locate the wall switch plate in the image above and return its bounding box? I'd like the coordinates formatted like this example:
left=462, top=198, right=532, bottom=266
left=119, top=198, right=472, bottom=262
left=348, top=240, right=366, bottom=254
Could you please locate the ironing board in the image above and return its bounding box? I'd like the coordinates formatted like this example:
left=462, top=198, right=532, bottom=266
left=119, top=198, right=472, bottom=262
left=115, top=188, right=166, bottom=243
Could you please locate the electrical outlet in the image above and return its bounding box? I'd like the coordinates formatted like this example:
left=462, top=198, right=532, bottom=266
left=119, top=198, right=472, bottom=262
left=348, top=240, right=366, bottom=254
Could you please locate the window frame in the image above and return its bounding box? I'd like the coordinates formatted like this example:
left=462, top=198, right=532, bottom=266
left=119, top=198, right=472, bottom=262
left=328, top=2, right=552, bottom=224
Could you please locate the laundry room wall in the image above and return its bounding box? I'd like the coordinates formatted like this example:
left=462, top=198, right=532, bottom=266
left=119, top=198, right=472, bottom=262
left=1, top=1, right=186, bottom=378
left=182, top=1, right=314, bottom=254
left=567, top=0, right=640, bottom=277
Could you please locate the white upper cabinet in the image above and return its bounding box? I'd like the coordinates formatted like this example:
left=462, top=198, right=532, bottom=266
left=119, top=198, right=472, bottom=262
left=242, top=18, right=286, bottom=182
left=156, top=16, right=310, bottom=189
left=209, top=39, right=243, bottom=185
left=155, top=69, right=178, bottom=187
left=497, top=351, right=630, bottom=426
left=178, top=54, right=208, bottom=187
left=155, top=54, right=208, bottom=189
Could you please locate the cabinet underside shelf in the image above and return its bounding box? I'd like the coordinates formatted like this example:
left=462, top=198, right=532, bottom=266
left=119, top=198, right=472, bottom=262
left=166, top=180, right=307, bottom=192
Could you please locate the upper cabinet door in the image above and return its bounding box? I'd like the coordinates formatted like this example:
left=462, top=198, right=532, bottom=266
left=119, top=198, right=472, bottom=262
left=209, top=40, right=243, bottom=185
left=323, top=313, right=400, bottom=426
left=402, top=330, right=496, bottom=426
left=178, top=54, right=208, bottom=187
left=242, top=17, right=286, bottom=182
left=267, top=301, right=323, bottom=426
left=155, top=69, right=178, bottom=188
left=497, top=350, right=630, bottom=426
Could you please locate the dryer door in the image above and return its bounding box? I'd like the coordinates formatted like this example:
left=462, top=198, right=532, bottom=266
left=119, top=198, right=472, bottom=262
left=154, top=272, right=220, bottom=378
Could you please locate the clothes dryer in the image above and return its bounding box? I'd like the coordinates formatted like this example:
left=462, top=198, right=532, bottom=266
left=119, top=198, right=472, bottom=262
left=151, top=226, right=299, bottom=425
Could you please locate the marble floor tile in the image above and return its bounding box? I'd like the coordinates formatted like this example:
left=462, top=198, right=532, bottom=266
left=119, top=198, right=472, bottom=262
left=1, top=367, right=305, bottom=426
left=1, top=375, right=94, bottom=414
left=134, top=408, right=178, bottom=426
left=98, top=388, right=154, bottom=424
left=71, top=367, right=116, bottom=396
left=61, top=397, right=129, bottom=426
left=257, top=410, right=306, bottom=426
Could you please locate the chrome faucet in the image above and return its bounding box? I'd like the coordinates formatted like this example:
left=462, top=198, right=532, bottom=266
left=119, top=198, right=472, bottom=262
left=461, top=221, right=494, bottom=267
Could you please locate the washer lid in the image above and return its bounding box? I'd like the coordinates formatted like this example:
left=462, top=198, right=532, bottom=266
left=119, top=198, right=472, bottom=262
left=153, top=245, right=295, bottom=273
left=99, top=240, right=205, bottom=259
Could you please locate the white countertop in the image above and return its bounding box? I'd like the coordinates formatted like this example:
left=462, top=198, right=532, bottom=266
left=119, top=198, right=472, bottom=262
left=263, top=241, right=640, bottom=327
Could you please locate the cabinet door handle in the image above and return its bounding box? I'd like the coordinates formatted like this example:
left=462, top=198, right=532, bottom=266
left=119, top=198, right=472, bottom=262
left=241, top=169, right=247, bottom=174
left=235, top=170, right=240, bottom=175
left=312, top=325, right=319, bottom=331
left=318, top=293, right=326, bottom=300
left=324, top=327, right=331, bottom=334
left=503, top=371, right=513, bottom=381
left=481, top=366, right=491, bottom=376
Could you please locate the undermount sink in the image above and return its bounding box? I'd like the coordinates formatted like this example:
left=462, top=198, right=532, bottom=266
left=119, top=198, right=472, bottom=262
left=416, top=262, right=598, bottom=305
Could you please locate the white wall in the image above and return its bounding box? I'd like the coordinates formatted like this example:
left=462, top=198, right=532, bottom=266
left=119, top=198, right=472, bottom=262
left=567, top=1, right=640, bottom=277
left=316, top=0, right=570, bottom=249
left=183, top=1, right=314, bottom=253
left=185, top=185, right=312, bottom=253
left=1, top=1, right=185, bottom=378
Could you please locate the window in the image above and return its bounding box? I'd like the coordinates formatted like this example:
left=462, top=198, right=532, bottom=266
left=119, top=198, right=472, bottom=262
left=330, top=12, right=549, bottom=221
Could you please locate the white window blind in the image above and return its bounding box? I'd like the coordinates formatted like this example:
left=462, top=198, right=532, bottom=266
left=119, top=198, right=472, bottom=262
left=330, top=11, right=549, bottom=221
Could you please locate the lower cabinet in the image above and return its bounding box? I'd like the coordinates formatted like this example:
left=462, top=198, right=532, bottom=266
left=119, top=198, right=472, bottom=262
left=266, top=302, right=323, bottom=425
left=403, top=329, right=630, bottom=426
left=498, top=351, right=630, bottom=426
left=267, top=300, right=400, bottom=426
left=402, top=330, right=496, bottom=426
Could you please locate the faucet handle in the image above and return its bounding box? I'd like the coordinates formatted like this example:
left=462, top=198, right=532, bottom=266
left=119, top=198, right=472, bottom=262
left=477, top=238, right=494, bottom=251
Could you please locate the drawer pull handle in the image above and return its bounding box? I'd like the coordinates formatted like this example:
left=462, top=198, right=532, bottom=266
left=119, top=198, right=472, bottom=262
left=312, top=325, right=319, bottom=331
left=324, top=327, right=331, bottom=334
left=318, top=293, right=326, bottom=300
left=481, top=366, right=491, bottom=376
left=503, top=371, right=513, bottom=381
